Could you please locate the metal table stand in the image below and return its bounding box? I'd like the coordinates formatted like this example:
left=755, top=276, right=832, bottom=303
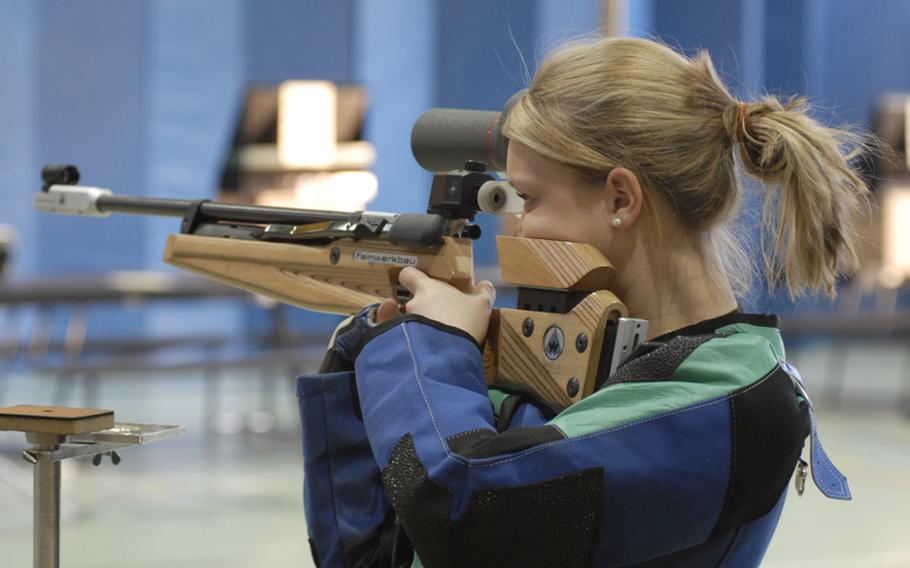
left=0, top=405, right=184, bottom=568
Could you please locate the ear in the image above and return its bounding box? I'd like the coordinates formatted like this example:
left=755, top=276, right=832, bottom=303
left=605, top=167, right=643, bottom=229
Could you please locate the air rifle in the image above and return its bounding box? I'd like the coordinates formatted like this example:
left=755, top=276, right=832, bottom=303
left=33, top=95, right=646, bottom=411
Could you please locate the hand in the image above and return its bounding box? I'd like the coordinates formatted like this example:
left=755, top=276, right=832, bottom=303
left=373, top=267, right=496, bottom=345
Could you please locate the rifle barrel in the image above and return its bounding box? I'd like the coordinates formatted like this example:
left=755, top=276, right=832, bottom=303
left=96, top=194, right=193, bottom=217
left=37, top=183, right=458, bottom=246
left=95, top=194, right=355, bottom=225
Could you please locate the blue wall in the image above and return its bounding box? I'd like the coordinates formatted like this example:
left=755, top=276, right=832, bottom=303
left=652, top=0, right=764, bottom=93
left=353, top=0, right=437, bottom=216
left=2, top=0, right=909, bottom=338
left=35, top=0, right=146, bottom=276
left=0, top=0, right=37, bottom=276
left=809, top=0, right=910, bottom=125
left=247, top=0, right=354, bottom=84
left=143, top=1, right=247, bottom=337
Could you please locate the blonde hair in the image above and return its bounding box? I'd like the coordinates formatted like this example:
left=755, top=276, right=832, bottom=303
left=503, top=37, right=870, bottom=298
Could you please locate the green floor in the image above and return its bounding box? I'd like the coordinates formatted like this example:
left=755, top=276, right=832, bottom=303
left=0, top=342, right=908, bottom=567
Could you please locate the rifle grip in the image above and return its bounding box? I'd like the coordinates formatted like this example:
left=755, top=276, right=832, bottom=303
left=484, top=291, right=625, bottom=411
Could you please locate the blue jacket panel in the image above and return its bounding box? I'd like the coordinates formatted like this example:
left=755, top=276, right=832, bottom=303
left=298, top=370, right=392, bottom=567
left=298, top=305, right=404, bottom=568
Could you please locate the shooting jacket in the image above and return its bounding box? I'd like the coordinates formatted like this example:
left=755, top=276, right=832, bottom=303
left=298, top=308, right=849, bottom=568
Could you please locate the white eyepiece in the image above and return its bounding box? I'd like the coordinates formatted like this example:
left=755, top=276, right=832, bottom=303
left=477, top=180, right=524, bottom=215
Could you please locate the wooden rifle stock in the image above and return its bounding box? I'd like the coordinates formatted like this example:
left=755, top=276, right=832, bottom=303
left=164, top=233, right=474, bottom=313
left=164, top=232, right=626, bottom=410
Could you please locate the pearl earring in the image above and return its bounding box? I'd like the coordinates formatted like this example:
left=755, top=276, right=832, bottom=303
left=612, top=217, right=622, bottom=227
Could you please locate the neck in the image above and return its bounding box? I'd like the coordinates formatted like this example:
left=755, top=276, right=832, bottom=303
left=612, top=232, right=739, bottom=340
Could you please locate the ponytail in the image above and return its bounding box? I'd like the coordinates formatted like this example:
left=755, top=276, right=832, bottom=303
left=723, top=95, right=871, bottom=297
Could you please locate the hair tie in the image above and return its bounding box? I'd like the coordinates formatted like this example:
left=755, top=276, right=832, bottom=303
left=734, top=101, right=749, bottom=143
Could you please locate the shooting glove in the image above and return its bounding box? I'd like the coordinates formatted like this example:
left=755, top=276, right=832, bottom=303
left=319, top=304, right=380, bottom=373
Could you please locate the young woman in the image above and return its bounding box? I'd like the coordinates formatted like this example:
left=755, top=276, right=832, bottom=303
left=298, top=37, right=863, bottom=567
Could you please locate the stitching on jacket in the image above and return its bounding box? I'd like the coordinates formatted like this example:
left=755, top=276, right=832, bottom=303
left=726, top=398, right=738, bottom=513
left=813, top=430, right=843, bottom=490
left=401, top=323, right=503, bottom=468
left=461, top=368, right=780, bottom=469
left=401, top=323, right=451, bottom=454
left=446, top=428, right=494, bottom=441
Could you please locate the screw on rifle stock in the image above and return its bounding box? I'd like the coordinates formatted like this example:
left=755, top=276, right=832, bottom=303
left=576, top=333, right=588, bottom=353
left=522, top=318, right=534, bottom=337
left=567, top=377, right=580, bottom=398
left=329, top=247, right=340, bottom=265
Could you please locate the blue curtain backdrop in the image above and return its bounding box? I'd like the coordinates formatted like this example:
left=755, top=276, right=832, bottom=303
left=2, top=0, right=909, bottom=339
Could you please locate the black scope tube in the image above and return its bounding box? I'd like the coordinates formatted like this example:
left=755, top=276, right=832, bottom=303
left=410, top=89, right=525, bottom=173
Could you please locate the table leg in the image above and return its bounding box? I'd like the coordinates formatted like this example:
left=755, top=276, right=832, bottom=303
left=34, top=451, right=60, bottom=568
left=24, top=435, right=63, bottom=568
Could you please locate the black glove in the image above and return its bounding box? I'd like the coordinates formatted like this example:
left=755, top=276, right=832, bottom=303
left=318, top=303, right=380, bottom=373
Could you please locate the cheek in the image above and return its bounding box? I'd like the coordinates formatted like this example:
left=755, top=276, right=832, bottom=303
left=518, top=215, right=567, bottom=240
left=576, top=211, right=612, bottom=250
left=519, top=207, right=608, bottom=245
left=573, top=201, right=613, bottom=251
